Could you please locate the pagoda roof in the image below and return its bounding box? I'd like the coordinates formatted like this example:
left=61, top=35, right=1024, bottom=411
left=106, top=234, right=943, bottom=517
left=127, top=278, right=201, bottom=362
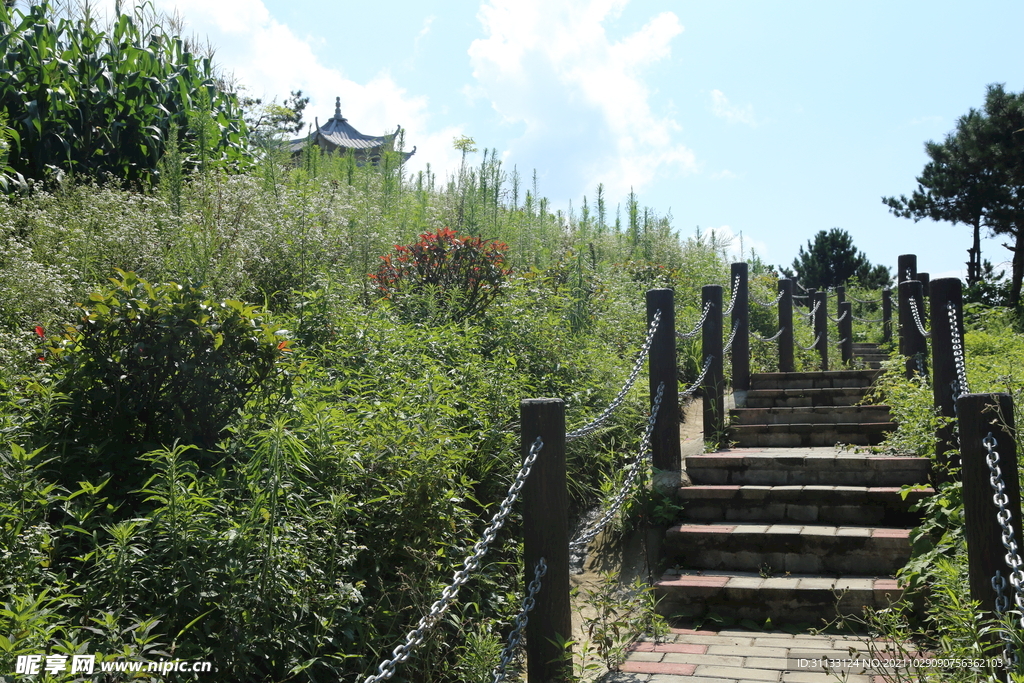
left=289, top=97, right=411, bottom=157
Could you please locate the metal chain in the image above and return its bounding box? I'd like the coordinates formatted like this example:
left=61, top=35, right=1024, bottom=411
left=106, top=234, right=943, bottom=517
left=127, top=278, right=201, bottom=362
left=852, top=315, right=884, bottom=323
left=985, top=433, right=1024, bottom=669
left=566, top=310, right=661, bottom=440
left=723, top=320, right=740, bottom=354
left=364, top=437, right=544, bottom=683
left=724, top=275, right=741, bottom=315
left=829, top=310, right=849, bottom=323
left=797, top=334, right=822, bottom=351
left=491, top=558, right=547, bottom=683
left=797, top=299, right=821, bottom=320
left=753, top=327, right=785, bottom=343
left=948, top=301, right=970, bottom=399
left=676, top=301, right=713, bottom=341
left=909, top=298, right=931, bottom=338
left=751, top=290, right=785, bottom=308
left=570, top=382, right=664, bottom=555
left=682, top=356, right=714, bottom=397
left=850, top=296, right=882, bottom=305
left=835, top=338, right=849, bottom=346
left=992, top=571, right=1017, bottom=668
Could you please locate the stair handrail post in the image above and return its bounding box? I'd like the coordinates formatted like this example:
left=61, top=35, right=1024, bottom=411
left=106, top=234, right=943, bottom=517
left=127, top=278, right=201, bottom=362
left=898, top=279, right=927, bottom=380
left=778, top=279, right=795, bottom=372
left=956, top=393, right=1023, bottom=628
left=930, top=278, right=964, bottom=479
left=839, top=301, right=853, bottom=366
left=520, top=398, right=572, bottom=683
left=813, top=290, right=828, bottom=370
left=882, top=288, right=893, bottom=343
left=806, top=287, right=817, bottom=311
left=702, top=285, right=725, bottom=443
left=646, top=288, right=681, bottom=483
left=836, top=285, right=846, bottom=307
left=731, top=263, right=750, bottom=407
left=918, top=272, right=930, bottom=298
left=898, top=254, right=918, bottom=285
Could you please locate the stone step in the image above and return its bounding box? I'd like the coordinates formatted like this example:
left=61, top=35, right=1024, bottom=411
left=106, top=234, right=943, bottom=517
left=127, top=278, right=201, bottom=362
left=852, top=343, right=881, bottom=350
left=745, top=386, right=869, bottom=408
left=664, top=523, right=911, bottom=575
left=655, top=570, right=902, bottom=625
left=750, top=369, right=881, bottom=390
left=676, top=484, right=931, bottom=525
left=730, top=422, right=895, bottom=447
left=730, top=405, right=892, bottom=426
left=685, top=452, right=930, bottom=486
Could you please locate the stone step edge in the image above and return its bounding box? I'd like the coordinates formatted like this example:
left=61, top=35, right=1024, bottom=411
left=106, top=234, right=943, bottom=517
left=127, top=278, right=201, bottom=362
left=677, top=484, right=934, bottom=498
left=667, top=523, right=911, bottom=540
left=731, top=422, right=896, bottom=432
left=656, top=571, right=901, bottom=597
left=686, top=453, right=928, bottom=464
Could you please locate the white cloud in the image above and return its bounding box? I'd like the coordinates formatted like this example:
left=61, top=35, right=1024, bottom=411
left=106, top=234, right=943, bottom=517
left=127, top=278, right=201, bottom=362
left=710, top=89, right=756, bottom=126
left=468, top=0, right=696, bottom=202
left=711, top=169, right=739, bottom=181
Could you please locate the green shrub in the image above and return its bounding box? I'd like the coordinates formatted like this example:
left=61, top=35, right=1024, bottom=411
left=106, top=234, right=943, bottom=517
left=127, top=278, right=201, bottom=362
left=44, top=270, right=289, bottom=497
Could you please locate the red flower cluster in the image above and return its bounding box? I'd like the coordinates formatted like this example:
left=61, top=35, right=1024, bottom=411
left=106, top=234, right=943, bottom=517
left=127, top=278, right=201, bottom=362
left=370, top=227, right=512, bottom=318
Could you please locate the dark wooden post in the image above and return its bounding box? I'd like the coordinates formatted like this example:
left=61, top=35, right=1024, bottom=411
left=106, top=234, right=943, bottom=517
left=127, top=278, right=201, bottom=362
left=898, top=254, right=918, bottom=285
left=931, top=278, right=965, bottom=477
left=957, top=393, right=1023, bottom=624
left=839, top=301, right=853, bottom=366
left=813, top=290, right=828, bottom=370
left=646, top=289, right=681, bottom=484
left=807, top=288, right=817, bottom=311
left=882, top=288, right=893, bottom=343
left=702, top=285, right=725, bottom=442
left=836, top=285, right=846, bottom=307
left=731, top=263, right=750, bottom=406
left=918, top=272, right=930, bottom=297
left=779, top=279, right=795, bottom=373
left=898, top=280, right=927, bottom=380
left=521, top=399, right=572, bottom=683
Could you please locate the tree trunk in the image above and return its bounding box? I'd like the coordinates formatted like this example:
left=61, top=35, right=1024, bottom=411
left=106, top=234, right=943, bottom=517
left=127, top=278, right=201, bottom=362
left=1011, top=227, right=1024, bottom=307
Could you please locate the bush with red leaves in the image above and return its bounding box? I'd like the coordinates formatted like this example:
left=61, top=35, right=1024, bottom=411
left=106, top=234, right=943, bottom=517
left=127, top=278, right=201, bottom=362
left=370, top=227, right=512, bottom=319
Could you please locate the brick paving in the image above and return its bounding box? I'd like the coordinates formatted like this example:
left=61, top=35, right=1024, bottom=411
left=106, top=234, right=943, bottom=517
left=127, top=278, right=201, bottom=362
left=603, top=628, right=893, bottom=683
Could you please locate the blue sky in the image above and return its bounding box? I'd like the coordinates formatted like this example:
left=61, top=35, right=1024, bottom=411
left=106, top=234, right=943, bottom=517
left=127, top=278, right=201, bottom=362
left=92, top=0, right=1024, bottom=280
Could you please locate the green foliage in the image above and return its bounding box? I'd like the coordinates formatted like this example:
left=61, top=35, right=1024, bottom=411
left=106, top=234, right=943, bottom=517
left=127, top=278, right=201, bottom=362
left=865, top=355, right=946, bottom=457
left=44, top=270, right=289, bottom=497
left=782, top=228, right=891, bottom=290
left=370, top=226, right=513, bottom=321
left=0, top=1, right=250, bottom=186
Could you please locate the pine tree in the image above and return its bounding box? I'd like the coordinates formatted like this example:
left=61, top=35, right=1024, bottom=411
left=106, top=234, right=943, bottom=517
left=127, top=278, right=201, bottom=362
left=782, top=228, right=890, bottom=289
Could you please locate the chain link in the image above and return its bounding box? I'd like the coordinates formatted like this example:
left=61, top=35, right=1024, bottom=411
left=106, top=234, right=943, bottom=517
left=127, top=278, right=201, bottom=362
left=753, top=327, right=785, bottom=343
left=491, top=558, right=547, bottom=683
left=567, top=310, right=661, bottom=440
left=852, top=315, right=884, bottom=323
left=948, top=301, right=970, bottom=399
left=850, top=296, right=882, bottom=305
left=908, top=298, right=931, bottom=338
left=751, top=290, right=785, bottom=308
left=797, top=299, right=821, bottom=320
left=676, top=301, right=713, bottom=341
left=724, top=275, right=742, bottom=315
left=570, top=382, right=664, bottom=556
left=684, top=355, right=714, bottom=397
left=829, top=310, right=849, bottom=323
left=723, top=320, right=741, bottom=354
left=364, top=437, right=544, bottom=683
left=985, top=433, right=1024, bottom=669
left=797, top=334, right=822, bottom=351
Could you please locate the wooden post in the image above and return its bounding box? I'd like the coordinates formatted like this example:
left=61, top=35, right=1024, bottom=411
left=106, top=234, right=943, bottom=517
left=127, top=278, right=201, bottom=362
left=778, top=279, right=795, bottom=373
left=957, top=393, right=1023, bottom=624
left=836, top=285, right=846, bottom=307
left=521, top=399, right=572, bottom=683
left=807, top=288, right=817, bottom=312
left=918, top=272, right=930, bottom=297
left=731, top=263, right=750, bottom=407
left=839, top=301, right=853, bottom=366
left=882, top=288, right=893, bottom=343
left=897, top=254, right=918, bottom=285
left=898, top=280, right=927, bottom=380
left=646, top=289, right=681, bottom=485
left=813, top=290, right=828, bottom=370
left=702, top=285, right=725, bottom=442
left=931, top=278, right=964, bottom=477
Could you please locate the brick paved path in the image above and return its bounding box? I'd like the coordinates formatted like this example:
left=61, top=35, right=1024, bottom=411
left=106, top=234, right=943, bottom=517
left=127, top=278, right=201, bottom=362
left=604, top=628, right=891, bottom=683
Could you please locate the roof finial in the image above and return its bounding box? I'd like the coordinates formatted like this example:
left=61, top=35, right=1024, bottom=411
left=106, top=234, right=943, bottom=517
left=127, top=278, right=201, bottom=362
left=335, top=97, right=342, bottom=120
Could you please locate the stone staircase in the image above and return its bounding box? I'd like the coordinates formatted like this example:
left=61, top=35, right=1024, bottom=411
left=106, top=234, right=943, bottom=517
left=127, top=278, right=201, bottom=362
left=654, top=343, right=933, bottom=626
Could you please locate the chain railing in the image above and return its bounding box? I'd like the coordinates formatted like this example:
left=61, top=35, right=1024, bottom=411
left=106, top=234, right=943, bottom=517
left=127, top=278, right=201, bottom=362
left=491, top=558, right=547, bottom=683
left=566, top=310, right=661, bottom=440
left=909, top=297, right=931, bottom=338
left=948, top=301, right=970, bottom=400
left=985, top=433, right=1024, bottom=668
left=751, top=290, right=784, bottom=308
left=724, top=275, right=741, bottom=315
left=363, top=437, right=544, bottom=683
left=852, top=315, right=884, bottom=323
left=850, top=296, right=882, bottom=305
left=723, top=320, right=740, bottom=354
left=570, top=382, right=664, bottom=557
left=752, top=327, right=785, bottom=343
left=676, top=301, right=712, bottom=341
left=829, top=309, right=849, bottom=324
left=797, top=299, right=821, bottom=320
left=797, top=334, right=822, bottom=351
